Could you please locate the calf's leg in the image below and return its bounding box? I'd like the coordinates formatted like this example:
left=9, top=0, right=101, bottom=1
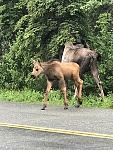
left=74, top=75, right=83, bottom=98
left=41, top=80, right=53, bottom=110
left=59, top=78, right=68, bottom=109
left=73, top=77, right=83, bottom=108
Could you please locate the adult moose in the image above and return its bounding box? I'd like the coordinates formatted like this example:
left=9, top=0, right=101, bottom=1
left=62, top=42, right=104, bottom=98
left=31, top=60, right=83, bottom=110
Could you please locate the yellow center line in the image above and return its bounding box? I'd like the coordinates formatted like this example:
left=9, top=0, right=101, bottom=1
left=0, top=122, right=113, bottom=140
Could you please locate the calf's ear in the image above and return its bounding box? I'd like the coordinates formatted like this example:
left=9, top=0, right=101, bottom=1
left=38, top=60, right=42, bottom=67
left=32, top=60, right=36, bottom=65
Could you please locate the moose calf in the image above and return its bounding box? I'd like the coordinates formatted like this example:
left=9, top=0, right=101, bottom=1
left=31, top=60, right=83, bottom=110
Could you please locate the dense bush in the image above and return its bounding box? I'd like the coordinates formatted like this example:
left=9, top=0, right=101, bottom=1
left=0, top=0, right=113, bottom=94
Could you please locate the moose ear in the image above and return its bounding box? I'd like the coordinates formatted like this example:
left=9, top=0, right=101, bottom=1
left=38, top=60, right=42, bottom=67
left=32, top=60, right=36, bottom=65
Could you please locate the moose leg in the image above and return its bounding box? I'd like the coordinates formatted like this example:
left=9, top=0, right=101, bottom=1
left=91, top=63, right=104, bottom=98
left=41, top=80, right=53, bottom=110
left=74, top=86, right=78, bottom=98
left=74, top=75, right=83, bottom=98
left=74, top=79, right=83, bottom=108
left=59, top=78, right=68, bottom=109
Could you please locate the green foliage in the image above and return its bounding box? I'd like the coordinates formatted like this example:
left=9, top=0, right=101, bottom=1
left=0, top=0, right=113, bottom=95
left=0, top=89, right=113, bottom=108
left=0, top=89, right=43, bottom=103
left=83, top=94, right=113, bottom=108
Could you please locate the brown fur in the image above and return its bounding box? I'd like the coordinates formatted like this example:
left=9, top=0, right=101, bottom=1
left=31, top=60, right=83, bottom=110
left=62, top=42, right=104, bottom=98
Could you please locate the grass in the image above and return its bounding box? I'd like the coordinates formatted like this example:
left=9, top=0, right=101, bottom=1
left=0, top=89, right=43, bottom=103
left=0, top=89, right=113, bottom=108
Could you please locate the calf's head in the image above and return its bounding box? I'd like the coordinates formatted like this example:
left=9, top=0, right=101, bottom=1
left=31, top=60, right=43, bottom=78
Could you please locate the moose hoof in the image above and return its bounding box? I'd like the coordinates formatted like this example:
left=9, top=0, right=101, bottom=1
left=75, top=101, right=82, bottom=108
left=64, top=106, right=68, bottom=110
left=75, top=104, right=80, bottom=108
left=64, top=107, right=68, bottom=110
left=41, top=108, right=45, bottom=110
left=41, top=104, right=47, bottom=110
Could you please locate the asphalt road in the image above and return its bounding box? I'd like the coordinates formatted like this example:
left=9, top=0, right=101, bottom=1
left=0, top=102, right=113, bottom=150
left=1, top=127, right=113, bottom=150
